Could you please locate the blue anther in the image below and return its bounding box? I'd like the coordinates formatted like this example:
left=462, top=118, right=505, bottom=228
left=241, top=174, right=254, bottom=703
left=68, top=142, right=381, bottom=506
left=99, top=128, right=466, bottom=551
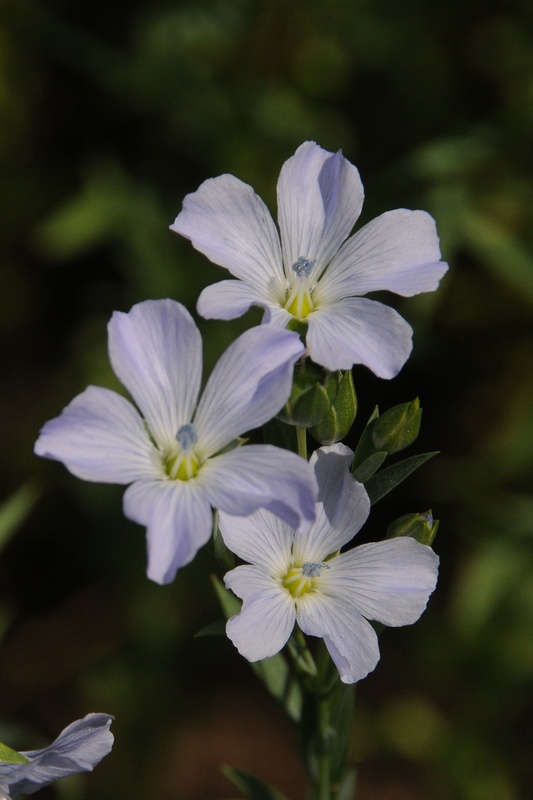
left=301, top=561, right=330, bottom=578
left=176, top=423, right=198, bottom=451
left=292, top=257, right=316, bottom=278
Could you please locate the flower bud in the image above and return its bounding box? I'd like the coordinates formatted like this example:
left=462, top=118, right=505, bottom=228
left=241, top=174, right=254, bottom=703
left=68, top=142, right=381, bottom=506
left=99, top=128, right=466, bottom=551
left=386, top=510, right=438, bottom=546
left=277, top=362, right=335, bottom=428
left=371, top=398, right=421, bottom=454
left=309, top=369, right=357, bottom=445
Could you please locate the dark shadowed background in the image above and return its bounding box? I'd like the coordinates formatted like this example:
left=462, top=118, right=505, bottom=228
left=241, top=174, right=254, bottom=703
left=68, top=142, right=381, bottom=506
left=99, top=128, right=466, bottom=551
left=1, top=0, right=532, bottom=798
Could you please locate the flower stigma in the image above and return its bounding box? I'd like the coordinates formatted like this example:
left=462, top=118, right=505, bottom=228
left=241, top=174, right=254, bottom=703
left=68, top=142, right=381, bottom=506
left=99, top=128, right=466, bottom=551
left=284, top=257, right=316, bottom=320
left=165, top=423, right=200, bottom=481
left=282, top=560, right=330, bottom=598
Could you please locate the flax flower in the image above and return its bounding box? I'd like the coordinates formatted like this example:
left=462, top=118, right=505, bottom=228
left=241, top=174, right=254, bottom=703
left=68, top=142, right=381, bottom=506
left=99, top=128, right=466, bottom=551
left=35, top=300, right=317, bottom=584
left=171, top=141, right=448, bottom=378
left=220, top=443, right=439, bottom=683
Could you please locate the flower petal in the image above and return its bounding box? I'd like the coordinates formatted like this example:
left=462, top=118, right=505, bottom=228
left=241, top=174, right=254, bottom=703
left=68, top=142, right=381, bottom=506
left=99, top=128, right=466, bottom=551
left=201, top=445, right=317, bottom=533
left=297, top=592, right=380, bottom=683
left=197, top=279, right=271, bottom=320
left=123, top=479, right=213, bottom=584
left=194, top=326, right=305, bottom=457
left=2, top=714, right=113, bottom=799
left=322, top=538, right=439, bottom=626
left=315, top=209, right=448, bottom=304
left=218, top=507, right=293, bottom=574
left=306, top=296, right=413, bottom=376
left=171, top=174, right=285, bottom=295
left=108, top=299, right=202, bottom=449
left=224, top=567, right=295, bottom=661
left=293, top=444, right=370, bottom=563
left=34, top=386, right=161, bottom=483
left=277, top=142, right=364, bottom=277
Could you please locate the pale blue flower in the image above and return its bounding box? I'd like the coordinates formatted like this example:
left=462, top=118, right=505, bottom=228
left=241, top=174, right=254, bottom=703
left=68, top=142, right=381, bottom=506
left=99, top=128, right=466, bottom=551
left=171, top=141, right=448, bottom=378
left=0, top=714, right=113, bottom=799
left=35, top=299, right=317, bottom=584
left=220, top=443, right=439, bottom=683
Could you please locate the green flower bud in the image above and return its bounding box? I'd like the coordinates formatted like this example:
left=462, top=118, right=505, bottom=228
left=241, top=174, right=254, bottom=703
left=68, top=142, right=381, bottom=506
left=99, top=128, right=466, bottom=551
left=309, top=369, right=357, bottom=445
left=277, top=362, right=335, bottom=428
left=386, top=510, right=439, bottom=546
left=371, top=398, right=422, bottom=454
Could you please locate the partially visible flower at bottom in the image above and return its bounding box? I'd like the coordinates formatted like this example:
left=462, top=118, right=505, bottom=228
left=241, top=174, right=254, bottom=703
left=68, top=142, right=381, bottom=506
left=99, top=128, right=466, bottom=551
left=0, top=713, right=114, bottom=799
left=220, top=443, right=439, bottom=684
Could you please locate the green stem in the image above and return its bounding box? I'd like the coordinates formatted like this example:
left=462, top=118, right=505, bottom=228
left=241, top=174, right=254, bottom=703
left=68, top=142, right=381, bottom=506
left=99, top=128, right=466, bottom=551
left=296, top=426, right=308, bottom=460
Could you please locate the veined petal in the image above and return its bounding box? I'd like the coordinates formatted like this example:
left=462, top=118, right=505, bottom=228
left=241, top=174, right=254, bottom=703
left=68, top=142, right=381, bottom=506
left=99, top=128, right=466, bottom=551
left=197, top=279, right=274, bottom=320
left=306, top=297, right=413, bottom=376
left=108, top=299, right=202, bottom=450
left=297, top=592, right=380, bottom=683
left=321, top=538, right=439, bottom=626
left=201, top=445, right=317, bottom=533
left=171, top=174, right=285, bottom=294
left=277, top=142, right=364, bottom=276
left=293, top=444, right=370, bottom=563
left=316, top=209, right=448, bottom=304
left=218, top=507, right=293, bottom=575
left=123, top=479, right=213, bottom=584
left=194, top=326, right=305, bottom=457
left=225, top=570, right=295, bottom=661
left=34, top=386, right=161, bottom=483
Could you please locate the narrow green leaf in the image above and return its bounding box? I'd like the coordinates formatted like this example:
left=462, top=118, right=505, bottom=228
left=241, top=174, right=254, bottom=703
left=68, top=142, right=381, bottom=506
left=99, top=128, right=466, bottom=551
left=194, top=620, right=227, bottom=638
left=365, top=452, right=439, bottom=505
left=351, top=407, right=379, bottom=472
left=0, top=742, right=29, bottom=764
left=222, top=766, right=289, bottom=800
left=352, top=451, right=387, bottom=483
left=0, top=484, right=39, bottom=554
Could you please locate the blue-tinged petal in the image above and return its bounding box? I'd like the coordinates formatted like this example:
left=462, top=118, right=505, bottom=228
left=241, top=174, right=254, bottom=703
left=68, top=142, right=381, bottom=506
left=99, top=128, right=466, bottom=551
left=321, top=538, right=439, bottom=626
left=197, top=279, right=272, bottom=320
left=224, top=568, right=295, bottom=661
left=108, top=299, right=202, bottom=450
left=201, top=445, right=317, bottom=533
left=218, top=508, right=293, bottom=575
left=277, top=142, right=364, bottom=278
left=34, top=386, right=161, bottom=483
left=306, top=296, right=413, bottom=376
left=194, top=326, right=305, bottom=457
left=123, top=479, right=213, bottom=584
left=2, top=714, right=113, bottom=799
left=171, top=174, right=285, bottom=295
left=297, top=592, right=380, bottom=683
left=315, top=209, right=448, bottom=304
left=293, top=445, right=370, bottom=563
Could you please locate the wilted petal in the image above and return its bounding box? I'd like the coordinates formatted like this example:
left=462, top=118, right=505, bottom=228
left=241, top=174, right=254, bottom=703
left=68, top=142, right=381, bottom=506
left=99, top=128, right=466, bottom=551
left=194, top=326, right=305, bottom=457
left=322, top=538, right=439, bottom=626
left=277, top=142, right=364, bottom=275
left=293, top=444, right=370, bottom=563
left=307, top=296, right=413, bottom=376
left=218, top=507, right=293, bottom=574
left=171, top=174, right=285, bottom=295
left=34, top=386, right=161, bottom=483
left=297, top=592, right=380, bottom=683
left=123, top=479, right=213, bottom=584
left=316, top=209, right=448, bottom=304
left=1, top=714, right=113, bottom=799
left=202, top=445, right=317, bottom=533
left=225, top=568, right=295, bottom=661
left=108, top=299, right=202, bottom=449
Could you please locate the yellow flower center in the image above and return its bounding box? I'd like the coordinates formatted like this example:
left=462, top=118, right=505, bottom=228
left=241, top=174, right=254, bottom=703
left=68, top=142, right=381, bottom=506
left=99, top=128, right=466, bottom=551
left=165, top=423, right=200, bottom=481
left=282, top=561, right=330, bottom=598
left=284, top=257, right=316, bottom=320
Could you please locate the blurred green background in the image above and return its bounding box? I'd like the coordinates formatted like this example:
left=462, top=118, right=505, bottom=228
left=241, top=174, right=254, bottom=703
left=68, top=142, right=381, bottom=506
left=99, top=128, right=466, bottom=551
left=1, top=0, right=533, bottom=798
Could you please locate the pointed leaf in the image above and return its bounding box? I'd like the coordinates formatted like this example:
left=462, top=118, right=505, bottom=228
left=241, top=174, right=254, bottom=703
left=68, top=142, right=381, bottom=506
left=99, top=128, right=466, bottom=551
left=351, top=407, right=379, bottom=472
left=222, top=766, right=290, bottom=800
left=352, top=451, right=387, bottom=483
left=365, top=452, right=439, bottom=504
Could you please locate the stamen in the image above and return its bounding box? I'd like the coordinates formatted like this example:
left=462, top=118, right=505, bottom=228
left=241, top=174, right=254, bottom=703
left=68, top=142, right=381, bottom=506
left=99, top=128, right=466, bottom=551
left=292, top=256, right=316, bottom=278
left=176, top=423, right=198, bottom=451
left=301, top=561, right=330, bottom=578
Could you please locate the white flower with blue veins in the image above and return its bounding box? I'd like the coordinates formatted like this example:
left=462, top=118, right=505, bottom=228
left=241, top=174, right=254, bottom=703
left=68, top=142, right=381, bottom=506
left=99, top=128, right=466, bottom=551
left=171, top=141, right=448, bottom=378
left=35, top=299, right=317, bottom=584
left=0, top=714, right=113, bottom=800
left=219, top=443, right=439, bottom=684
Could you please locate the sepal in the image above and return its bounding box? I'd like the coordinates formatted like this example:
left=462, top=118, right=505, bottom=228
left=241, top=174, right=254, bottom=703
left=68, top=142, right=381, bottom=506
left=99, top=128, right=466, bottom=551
left=309, top=370, right=357, bottom=445
left=371, top=398, right=422, bottom=454
left=277, top=362, right=334, bottom=428
left=0, top=744, right=29, bottom=765
left=387, top=510, right=439, bottom=546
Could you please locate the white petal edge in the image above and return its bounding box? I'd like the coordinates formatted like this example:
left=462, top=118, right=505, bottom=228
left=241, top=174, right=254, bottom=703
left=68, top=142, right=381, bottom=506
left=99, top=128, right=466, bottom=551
left=218, top=507, right=293, bottom=575
left=34, top=386, right=162, bottom=483
left=201, top=445, right=317, bottom=533
left=171, top=173, right=285, bottom=294
left=316, top=209, right=448, bottom=304
left=306, top=296, right=413, bottom=376
left=194, top=326, right=304, bottom=457
left=123, top=479, right=213, bottom=584
left=108, top=299, right=202, bottom=450
left=197, top=279, right=277, bottom=320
